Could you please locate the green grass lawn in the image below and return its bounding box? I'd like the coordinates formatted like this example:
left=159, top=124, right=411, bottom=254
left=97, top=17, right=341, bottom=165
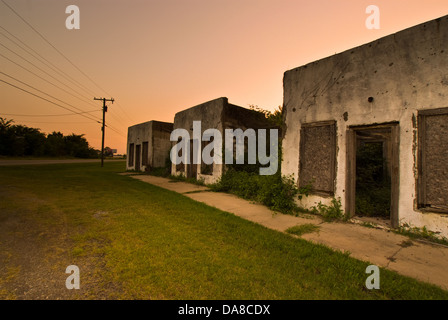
left=0, top=162, right=447, bottom=299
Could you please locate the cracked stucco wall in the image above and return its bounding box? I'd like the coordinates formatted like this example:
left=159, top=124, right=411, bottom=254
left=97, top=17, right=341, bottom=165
left=172, top=97, right=227, bottom=184
left=282, top=15, right=448, bottom=237
left=172, top=97, right=274, bottom=184
left=127, top=120, right=173, bottom=171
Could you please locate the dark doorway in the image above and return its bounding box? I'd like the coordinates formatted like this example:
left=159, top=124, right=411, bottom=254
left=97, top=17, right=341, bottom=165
left=355, top=140, right=391, bottom=219
left=135, top=144, right=141, bottom=172
left=128, top=143, right=134, bottom=167
left=187, top=139, right=198, bottom=179
left=201, top=139, right=214, bottom=175
left=346, top=123, right=399, bottom=227
left=142, top=141, right=149, bottom=167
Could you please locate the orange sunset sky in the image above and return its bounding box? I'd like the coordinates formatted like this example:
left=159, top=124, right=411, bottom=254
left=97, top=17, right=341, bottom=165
left=1, top=0, right=448, bottom=154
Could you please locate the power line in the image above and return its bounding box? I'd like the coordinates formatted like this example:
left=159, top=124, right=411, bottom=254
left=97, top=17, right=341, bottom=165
left=0, top=79, right=125, bottom=136
left=1, top=55, right=127, bottom=135
left=105, top=127, right=126, bottom=137
left=0, top=53, right=102, bottom=113
left=1, top=0, right=136, bottom=125
left=0, top=42, right=101, bottom=109
left=0, top=78, right=102, bottom=124
left=109, top=100, right=135, bottom=124
left=14, top=120, right=96, bottom=124
left=1, top=111, right=99, bottom=117
left=0, top=26, right=97, bottom=98
left=104, top=122, right=126, bottom=137
left=1, top=0, right=131, bottom=135
left=1, top=73, right=126, bottom=136
left=1, top=0, right=110, bottom=96
left=0, top=71, right=101, bottom=119
left=108, top=110, right=128, bottom=124
left=0, top=31, right=132, bottom=130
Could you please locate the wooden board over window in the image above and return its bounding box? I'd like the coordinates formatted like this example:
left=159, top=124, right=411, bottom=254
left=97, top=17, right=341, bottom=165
left=299, top=121, right=336, bottom=195
left=418, top=108, right=448, bottom=212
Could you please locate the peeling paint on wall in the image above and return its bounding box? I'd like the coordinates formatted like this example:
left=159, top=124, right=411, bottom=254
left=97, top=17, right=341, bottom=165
left=282, top=15, right=448, bottom=237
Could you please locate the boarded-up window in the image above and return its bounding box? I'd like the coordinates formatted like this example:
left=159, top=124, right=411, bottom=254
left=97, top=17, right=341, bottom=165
left=142, top=141, right=149, bottom=166
left=418, top=108, right=448, bottom=212
left=128, top=143, right=134, bottom=167
left=299, top=121, right=336, bottom=195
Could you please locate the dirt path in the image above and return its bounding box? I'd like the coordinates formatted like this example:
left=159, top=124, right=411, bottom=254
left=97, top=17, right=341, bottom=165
left=0, top=185, right=107, bottom=300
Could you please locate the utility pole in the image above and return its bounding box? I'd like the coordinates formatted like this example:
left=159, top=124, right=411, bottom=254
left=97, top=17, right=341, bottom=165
left=94, top=97, right=114, bottom=167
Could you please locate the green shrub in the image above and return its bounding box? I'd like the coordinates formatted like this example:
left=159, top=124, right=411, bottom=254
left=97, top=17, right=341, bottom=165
left=311, top=198, right=346, bottom=222
left=210, top=169, right=302, bottom=214
left=147, top=166, right=171, bottom=177
left=297, top=182, right=313, bottom=200
left=395, top=224, right=448, bottom=246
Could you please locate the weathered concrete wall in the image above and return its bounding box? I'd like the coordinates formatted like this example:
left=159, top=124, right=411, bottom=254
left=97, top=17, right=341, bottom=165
left=127, top=120, right=173, bottom=171
left=172, top=97, right=274, bottom=184
left=282, top=15, right=448, bottom=237
left=172, top=97, right=226, bottom=184
left=127, top=121, right=151, bottom=171
left=151, top=121, right=174, bottom=168
left=223, top=104, right=272, bottom=131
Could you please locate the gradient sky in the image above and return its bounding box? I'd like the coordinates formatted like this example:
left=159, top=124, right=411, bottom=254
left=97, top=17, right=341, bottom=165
left=1, top=0, right=448, bottom=154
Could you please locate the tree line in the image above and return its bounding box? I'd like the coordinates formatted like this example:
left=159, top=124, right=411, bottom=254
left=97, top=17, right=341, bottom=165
left=0, top=117, right=101, bottom=158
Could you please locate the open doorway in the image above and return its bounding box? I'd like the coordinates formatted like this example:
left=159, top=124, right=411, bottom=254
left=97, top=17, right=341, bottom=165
left=186, top=139, right=198, bottom=179
left=346, top=123, right=399, bottom=228
left=356, top=133, right=391, bottom=226
left=135, top=144, right=141, bottom=172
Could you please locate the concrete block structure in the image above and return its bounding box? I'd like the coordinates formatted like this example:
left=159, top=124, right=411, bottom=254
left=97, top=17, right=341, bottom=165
left=281, top=16, right=448, bottom=237
left=172, top=97, right=274, bottom=184
left=127, top=120, right=173, bottom=172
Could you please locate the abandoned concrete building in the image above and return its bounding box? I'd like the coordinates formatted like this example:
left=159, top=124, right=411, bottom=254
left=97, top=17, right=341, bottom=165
left=126, top=120, right=173, bottom=172
left=281, top=15, right=448, bottom=237
left=171, top=97, right=274, bottom=184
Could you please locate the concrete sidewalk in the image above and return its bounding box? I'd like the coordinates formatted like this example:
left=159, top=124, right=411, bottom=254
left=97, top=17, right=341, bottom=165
left=126, top=174, right=448, bottom=290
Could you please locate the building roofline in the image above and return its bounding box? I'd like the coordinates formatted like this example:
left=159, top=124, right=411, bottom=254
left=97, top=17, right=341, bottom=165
left=284, top=14, right=448, bottom=75
left=128, top=120, right=173, bottom=128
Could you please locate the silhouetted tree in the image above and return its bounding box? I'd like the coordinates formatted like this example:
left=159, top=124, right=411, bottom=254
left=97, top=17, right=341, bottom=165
left=0, top=117, right=14, bottom=155
left=0, top=117, right=99, bottom=158
left=249, top=105, right=283, bottom=128
left=45, top=132, right=66, bottom=157
left=0, top=118, right=45, bottom=156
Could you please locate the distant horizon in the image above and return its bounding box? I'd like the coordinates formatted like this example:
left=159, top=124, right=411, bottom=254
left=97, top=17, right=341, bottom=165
left=1, top=0, right=448, bottom=154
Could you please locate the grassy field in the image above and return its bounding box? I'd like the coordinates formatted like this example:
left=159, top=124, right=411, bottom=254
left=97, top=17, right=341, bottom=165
left=0, top=162, right=447, bottom=300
